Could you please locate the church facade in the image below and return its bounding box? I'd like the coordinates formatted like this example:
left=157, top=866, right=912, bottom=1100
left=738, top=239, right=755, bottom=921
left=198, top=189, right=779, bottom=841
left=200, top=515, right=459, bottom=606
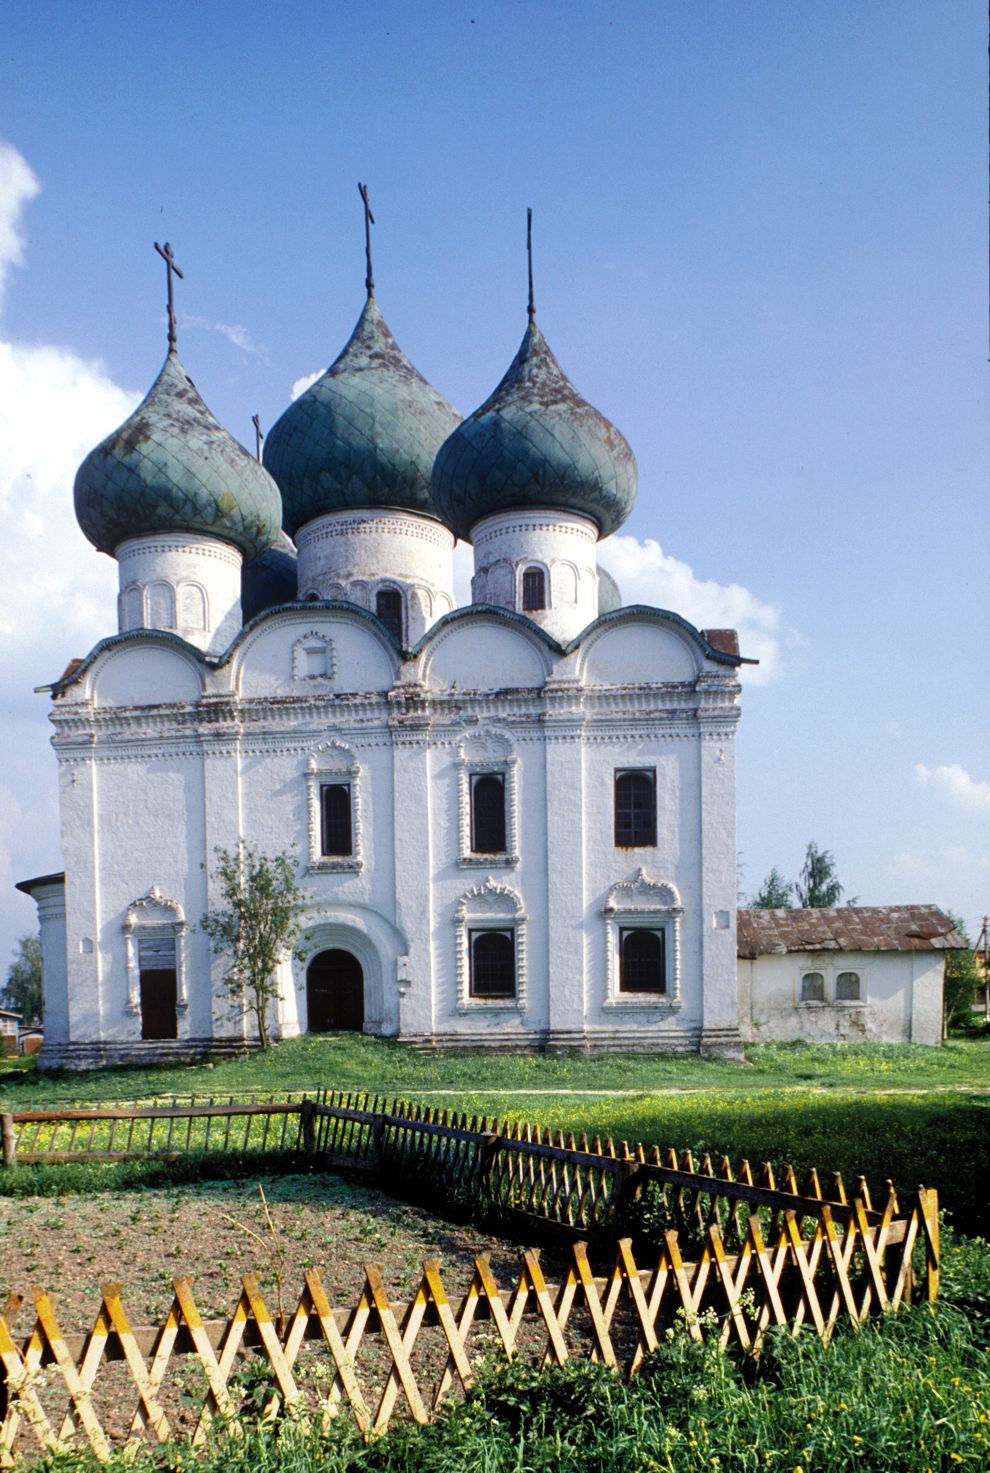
left=19, top=235, right=748, bottom=1069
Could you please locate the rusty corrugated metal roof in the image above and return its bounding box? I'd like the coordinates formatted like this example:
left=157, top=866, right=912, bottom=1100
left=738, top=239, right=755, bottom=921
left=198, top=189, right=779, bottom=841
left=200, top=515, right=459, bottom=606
left=736, top=905, right=967, bottom=958
left=702, top=628, right=740, bottom=658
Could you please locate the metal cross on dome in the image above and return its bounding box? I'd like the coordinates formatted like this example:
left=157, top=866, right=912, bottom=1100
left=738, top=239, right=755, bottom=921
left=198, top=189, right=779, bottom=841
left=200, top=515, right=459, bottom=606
left=154, top=240, right=184, bottom=353
left=527, top=208, right=536, bottom=323
left=358, top=182, right=375, bottom=299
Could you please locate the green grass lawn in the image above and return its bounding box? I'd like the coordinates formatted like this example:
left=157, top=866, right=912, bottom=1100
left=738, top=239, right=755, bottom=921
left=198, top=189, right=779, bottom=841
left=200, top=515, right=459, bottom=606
left=2, top=1034, right=989, bottom=1107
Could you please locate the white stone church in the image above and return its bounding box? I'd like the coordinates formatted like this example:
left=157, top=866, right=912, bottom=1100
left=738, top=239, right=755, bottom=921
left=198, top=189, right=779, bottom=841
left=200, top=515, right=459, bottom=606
left=17, top=233, right=760, bottom=1069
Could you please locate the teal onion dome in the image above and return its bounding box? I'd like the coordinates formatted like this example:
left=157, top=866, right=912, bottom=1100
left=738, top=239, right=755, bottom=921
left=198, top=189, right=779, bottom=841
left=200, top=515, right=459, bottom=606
left=431, top=320, right=637, bottom=541
left=74, top=351, right=283, bottom=560
left=262, top=298, right=462, bottom=538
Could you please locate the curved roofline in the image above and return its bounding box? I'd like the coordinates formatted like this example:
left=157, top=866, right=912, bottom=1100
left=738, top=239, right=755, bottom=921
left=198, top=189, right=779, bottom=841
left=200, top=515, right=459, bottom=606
left=407, top=602, right=565, bottom=658
left=51, top=599, right=751, bottom=697
left=560, top=606, right=754, bottom=666
left=215, top=600, right=404, bottom=666
left=50, top=628, right=210, bottom=698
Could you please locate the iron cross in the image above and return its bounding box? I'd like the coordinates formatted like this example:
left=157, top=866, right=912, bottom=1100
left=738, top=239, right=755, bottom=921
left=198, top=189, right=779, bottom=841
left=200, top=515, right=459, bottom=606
left=358, top=182, right=375, bottom=299
left=252, top=413, right=264, bottom=462
left=154, top=241, right=184, bottom=352
left=527, top=208, right=536, bottom=323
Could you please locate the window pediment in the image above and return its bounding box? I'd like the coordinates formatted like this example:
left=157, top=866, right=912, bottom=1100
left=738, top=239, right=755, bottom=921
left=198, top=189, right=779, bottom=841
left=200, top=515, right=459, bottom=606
left=603, top=870, right=682, bottom=916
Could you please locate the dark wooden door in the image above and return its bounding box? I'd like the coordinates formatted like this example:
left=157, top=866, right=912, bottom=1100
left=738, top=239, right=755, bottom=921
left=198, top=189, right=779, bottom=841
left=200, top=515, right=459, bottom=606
left=140, top=968, right=178, bottom=1040
left=307, top=950, right=364, bottom=1032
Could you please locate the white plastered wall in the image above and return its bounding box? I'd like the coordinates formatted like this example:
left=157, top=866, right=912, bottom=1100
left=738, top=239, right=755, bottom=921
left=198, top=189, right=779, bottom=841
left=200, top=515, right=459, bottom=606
left=117, top=534, right=243, bottom=654
left=471, top=509, right=599, bottom=643
left=295, top=509, right=455, bottom=643
left=739, top=950, right=945, bottom=1046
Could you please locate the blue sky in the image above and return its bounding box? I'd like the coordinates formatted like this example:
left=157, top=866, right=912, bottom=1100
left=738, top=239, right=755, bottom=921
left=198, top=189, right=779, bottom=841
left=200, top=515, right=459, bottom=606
left=0, top=0, right=987, bottom=967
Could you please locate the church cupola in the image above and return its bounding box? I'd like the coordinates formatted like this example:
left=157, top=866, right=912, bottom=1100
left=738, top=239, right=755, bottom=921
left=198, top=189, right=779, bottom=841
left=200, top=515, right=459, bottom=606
left=432, top=211, right=637, bottom=642
left=73, top=243, right=283, bottom=654
left=262, top=186, right=462, bottom=645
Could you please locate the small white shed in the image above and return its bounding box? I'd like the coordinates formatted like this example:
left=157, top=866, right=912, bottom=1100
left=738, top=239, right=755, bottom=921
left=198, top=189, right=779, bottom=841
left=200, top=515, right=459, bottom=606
left=737, top=906, right=965, bottom=1046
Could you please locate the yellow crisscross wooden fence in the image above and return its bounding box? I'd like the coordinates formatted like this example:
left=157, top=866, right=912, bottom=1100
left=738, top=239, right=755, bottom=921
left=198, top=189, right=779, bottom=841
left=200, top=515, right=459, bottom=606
left=0, top=1183, right=939, bottom=1466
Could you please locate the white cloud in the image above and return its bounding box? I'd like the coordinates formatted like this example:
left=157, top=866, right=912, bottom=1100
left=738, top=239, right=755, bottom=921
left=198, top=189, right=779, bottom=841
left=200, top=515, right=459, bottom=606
left=913, top=763, right=990, bottom=816
left=182, top=314, right=266, bottom=357
left=0, top=140, right=39, bottom=308
left=602, top=534, right=788, bottom=682
left=0, top=140, right=140, bottom=963
left=291, top=369, right=322, bottom=400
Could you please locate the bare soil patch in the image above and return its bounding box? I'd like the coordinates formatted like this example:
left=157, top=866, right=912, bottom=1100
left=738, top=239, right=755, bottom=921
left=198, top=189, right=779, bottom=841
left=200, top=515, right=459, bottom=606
left=0, top=1171, right=556, bottom=1332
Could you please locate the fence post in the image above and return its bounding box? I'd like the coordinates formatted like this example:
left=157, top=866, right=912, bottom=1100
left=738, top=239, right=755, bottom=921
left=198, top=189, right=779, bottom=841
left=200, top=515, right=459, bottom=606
left=372, top=1115, right=386, bottom=1169
left=1, top=1113, right=16, bottom=1168
left=300, top=1100, right=316, bottom=1157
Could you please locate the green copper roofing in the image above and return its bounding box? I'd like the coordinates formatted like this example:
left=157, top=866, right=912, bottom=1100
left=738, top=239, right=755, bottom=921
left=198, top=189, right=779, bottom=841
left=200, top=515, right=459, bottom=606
left=74, top=351, right=283, bottom=560
left=431, top=320, right=637, bottom=541
left=262, top=298, right=462, bottom=537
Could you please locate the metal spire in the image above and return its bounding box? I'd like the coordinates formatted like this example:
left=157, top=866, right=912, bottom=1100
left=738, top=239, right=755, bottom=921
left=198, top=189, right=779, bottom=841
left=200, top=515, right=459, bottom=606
left=526, top=208, right=535, bottom=323
left=358, top=182, right=375, bottom=299
left=252, top=414, right=264, bottom=462
left=153, top=241, right=184, bottom=353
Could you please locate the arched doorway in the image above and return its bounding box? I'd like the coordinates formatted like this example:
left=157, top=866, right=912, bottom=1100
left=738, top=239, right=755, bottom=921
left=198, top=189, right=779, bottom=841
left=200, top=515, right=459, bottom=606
left=306, top=949, right=364, bottom=1032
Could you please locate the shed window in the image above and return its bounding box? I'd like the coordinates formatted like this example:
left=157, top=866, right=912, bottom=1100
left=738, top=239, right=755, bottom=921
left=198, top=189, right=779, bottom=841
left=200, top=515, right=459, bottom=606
left=835, top=970, right=861, bottom=1002
left=320, top=783, right=353, bottom=857
left=375, top=588, right=403, bottom=642
left=619, top=928, right=666, bottom=994
left=801, top=971, right=826, bottom=1003
left=522, top=567, right=546, bottom=611
left=470, top=773, right=506, bottom=854
left=614, top=769, right=657, bottom=848
left=469, top=929, right=516, bottom=998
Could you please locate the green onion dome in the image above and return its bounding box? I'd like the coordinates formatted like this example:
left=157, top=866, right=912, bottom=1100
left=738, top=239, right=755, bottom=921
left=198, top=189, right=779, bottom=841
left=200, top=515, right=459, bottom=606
left=74, top=350, right=282, bottom=560
left=262, top=298, right=462, bottom=538
left=241, top=533, right=299, bottom=622
left=431, top=320, right=637, bottom=542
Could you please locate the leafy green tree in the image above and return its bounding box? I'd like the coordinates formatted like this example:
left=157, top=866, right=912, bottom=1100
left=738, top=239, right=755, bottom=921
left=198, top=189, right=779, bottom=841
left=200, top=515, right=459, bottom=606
left=750, top=867, right=793, bottom=909
left=795, top=841, right=855, bottom=908
left=942, top=914, right=981, bottom=1034
left=2, top=933, right=43, bottom=1023
left=200, top=844, right=304, bottom=1049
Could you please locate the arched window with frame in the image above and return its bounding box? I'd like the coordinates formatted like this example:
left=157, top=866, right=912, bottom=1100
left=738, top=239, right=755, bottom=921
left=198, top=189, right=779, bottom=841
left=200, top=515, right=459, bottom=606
left=469, top=929, right=516, bottom=998
left=522, top=567, right=546, bottom=611
left=470, top=773, right=506, bottom=854
left=375, top=588, right=403, bottom=642
left=801, top=971, right=826, bottom=1003
left=614, top=769, right=657, bottom=848
left=835, top=970, right=861, bottom=1002
left=618, top=928, right=666, bottom=994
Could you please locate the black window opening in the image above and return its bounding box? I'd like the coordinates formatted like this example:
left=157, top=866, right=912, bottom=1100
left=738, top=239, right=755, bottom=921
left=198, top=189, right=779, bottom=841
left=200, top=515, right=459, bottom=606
left=470, top=773, right=507, bottom=853
left=522, top=567, right=546, bottom=611
left=320, top=783, right=353, bottom=857
left=469, top=929, right=516, bottom=998
left=618, top=928, right=666, bottom=994
left=614, top=769, right=657, bottom=848
left=376, top=588, right=403, bottom=642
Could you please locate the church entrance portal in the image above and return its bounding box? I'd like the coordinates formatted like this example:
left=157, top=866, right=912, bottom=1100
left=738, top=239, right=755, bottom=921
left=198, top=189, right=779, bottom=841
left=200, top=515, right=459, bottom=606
left=306, top=950, right=364, bottom=1032
left=139, top=968, right=178, bottom=1040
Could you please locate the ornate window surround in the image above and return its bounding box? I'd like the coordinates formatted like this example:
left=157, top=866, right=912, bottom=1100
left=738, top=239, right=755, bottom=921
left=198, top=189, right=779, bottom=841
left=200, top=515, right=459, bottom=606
left=292, top=631, right=335, bottom=684
left=455, top=877, right=527, bottom=1012
left=602, top=870, right=683, bottom=1009
left=306, top=740, right=363, bottom=873
left=456, top=729, right=520, bottom=868
left=122, top=885, right=189, bottom=1021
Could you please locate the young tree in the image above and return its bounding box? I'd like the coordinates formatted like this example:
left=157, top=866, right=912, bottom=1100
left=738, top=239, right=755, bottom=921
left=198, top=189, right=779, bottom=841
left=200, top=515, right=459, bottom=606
left=750, top=867, right=793, bottom=909
left=942, top=913, right=980, bottom=1034
left=794, top=841, right=855, bottom=908
left=200, top=844, right=304, bottom=1049
left=3, top=934, right=43, bottom=1023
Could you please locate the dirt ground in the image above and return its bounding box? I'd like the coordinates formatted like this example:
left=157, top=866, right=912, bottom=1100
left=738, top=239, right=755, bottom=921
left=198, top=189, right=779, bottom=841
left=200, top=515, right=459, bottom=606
left=0, top=1171, right=560, bottom=1332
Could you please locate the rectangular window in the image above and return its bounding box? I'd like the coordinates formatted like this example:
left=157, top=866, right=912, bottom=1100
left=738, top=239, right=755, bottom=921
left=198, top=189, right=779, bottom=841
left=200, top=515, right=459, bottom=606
left=469, top=928, right=516, bottom=998
left=320, top=782, right=353, bottom=857
left=618, top=927, right=666, bottom=993
left=470, top=773, right=507, bottom=854
left=614, top=769, right=657, bottom=848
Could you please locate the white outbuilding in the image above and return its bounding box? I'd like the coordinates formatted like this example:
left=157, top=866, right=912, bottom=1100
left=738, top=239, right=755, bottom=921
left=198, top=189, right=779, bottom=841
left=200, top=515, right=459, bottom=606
left=19, top=231, right=751, bottom=1069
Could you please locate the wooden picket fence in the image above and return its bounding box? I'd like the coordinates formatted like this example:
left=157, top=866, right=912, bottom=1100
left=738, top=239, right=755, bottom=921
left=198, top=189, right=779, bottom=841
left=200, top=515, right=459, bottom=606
left=0, top=1181, right=939, bottom=1465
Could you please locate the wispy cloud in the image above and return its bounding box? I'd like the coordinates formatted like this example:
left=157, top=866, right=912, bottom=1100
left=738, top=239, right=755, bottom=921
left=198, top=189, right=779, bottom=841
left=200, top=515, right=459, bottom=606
left=0, top=140, right=39, bottom=309
left=182, top=314, right=267, bottom=357
left=913, top=763, right=990, bottom=817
